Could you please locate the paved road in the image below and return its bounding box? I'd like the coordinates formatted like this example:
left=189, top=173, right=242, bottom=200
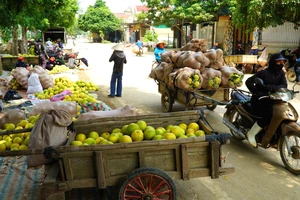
left=71, top=40, right=300, bottom=200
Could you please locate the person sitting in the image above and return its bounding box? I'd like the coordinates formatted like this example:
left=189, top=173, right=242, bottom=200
left=154, top=41, right=166, bottom=63
left=65, top=54, right=77, bottom=69
left=46, top=38, right=52, bottom=48
left=55, top=50, right=65, bottom=65
left=15, top=56, right=29, bottom=69
left=235, top=44, right=245, bottom=55
left=249, top=45, right=267, bottom=55
left=245, top=53, right=287, bottom=148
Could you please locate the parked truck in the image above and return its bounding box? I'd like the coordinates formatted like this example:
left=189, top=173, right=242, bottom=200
left=43, top=27, right=66, bottom=43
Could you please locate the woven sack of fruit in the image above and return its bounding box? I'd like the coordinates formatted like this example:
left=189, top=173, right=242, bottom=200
left=175, top=67, right=202, bottom=92
left=194, top=51, right=210, bottom=69
left=31, top=66, right=54, bottom=89
left=201, top=68, right=222, bottom=90
left=163, top=62, right=174, bottom=84
left=12, top=67, right=30, bottom=89
left=29, top=101, right=77, bottom=117
left=161, top=51, right=174, bottom=63
left=204, top=49, right=224, bottom=70
left=180, top=39, right=208, bottom=52
left=0, top=109, right=26, bottom=129
left=181, top=51, right=202, bottom=70
left=220, top=66, right=244, bottom=88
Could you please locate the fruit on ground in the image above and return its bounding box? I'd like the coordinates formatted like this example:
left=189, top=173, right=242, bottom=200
left=76, top=133, right=86, bottom=142
left=131, top=130, right=144, bottom=141
left=144, top=129, right=156, bottom=140
left=119, top=135, right=133, bottom=143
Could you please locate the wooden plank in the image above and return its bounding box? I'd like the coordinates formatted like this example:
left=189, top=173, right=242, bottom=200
left=95, top=151, right=106, bottom=189
left=181, top=144, right=189, bottom=181
left=66, top=178, right=97, bottom=188
left=44, top=162, right=60, bottom=184
left=139, top=151, right=145, bottom=168
left=188, top=168, right=210, bottom=178
left=210, top=141, right=220, bottom=179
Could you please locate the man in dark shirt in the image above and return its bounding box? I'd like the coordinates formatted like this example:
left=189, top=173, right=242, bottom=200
left=235, top=44, right=245, bottom=55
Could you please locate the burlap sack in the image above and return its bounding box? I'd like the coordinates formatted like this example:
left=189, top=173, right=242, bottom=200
left=27, top=110, right=72, bottom=168
left=29, top=101, right=77, bottom=117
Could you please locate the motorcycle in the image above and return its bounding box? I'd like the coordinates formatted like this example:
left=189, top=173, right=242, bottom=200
left=286, top=58, right=300, bottom=82
left=223, top=81, right=300, bottom=174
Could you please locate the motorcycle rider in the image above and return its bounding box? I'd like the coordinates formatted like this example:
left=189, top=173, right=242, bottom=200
left=245, top=53, right=287, bottom=147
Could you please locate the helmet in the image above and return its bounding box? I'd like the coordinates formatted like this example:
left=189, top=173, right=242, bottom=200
left=269, top=53, right=287, bottom=69
left=69, top=54, right=75, bottom=58
left=18, top=56, right=24, bottom=61
left=49, top=57, right=55, bottom=62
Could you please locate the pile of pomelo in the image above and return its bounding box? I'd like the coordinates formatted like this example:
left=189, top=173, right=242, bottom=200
left=71, top=120, right=206, bottom=146
left=0, top=115, right=40, bottom=152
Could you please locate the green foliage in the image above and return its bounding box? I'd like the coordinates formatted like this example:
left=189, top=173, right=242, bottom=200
left=78, top=0, right=120, bottom=35
left=143, top=30, right=158, bottom=42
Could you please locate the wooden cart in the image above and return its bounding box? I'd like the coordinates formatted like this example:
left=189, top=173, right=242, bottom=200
left=0, top=111, right=234, bottom=200
left=157, top=80, right=230, bottom=112
left=223, top=55, right=258, bottom=73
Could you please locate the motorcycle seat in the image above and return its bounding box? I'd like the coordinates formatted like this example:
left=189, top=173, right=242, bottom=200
left=231, top=91, right=261, bottom=118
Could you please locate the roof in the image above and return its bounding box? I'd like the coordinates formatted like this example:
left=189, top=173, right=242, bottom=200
left=115, top=13, right=130, bottom=19
left=136, top=5, right=150, bottom=12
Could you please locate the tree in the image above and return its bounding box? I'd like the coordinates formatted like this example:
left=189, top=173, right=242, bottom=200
left=140, top=0, right=227, bottom=45
left=78, top=0, right=120, bottom=40
left=225, top=0, right=300, bottom=31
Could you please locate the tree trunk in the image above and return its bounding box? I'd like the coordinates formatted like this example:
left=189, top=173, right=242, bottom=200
left=22, top=26, right=28, bottom=54
left=12, top=25, right=18, bottom=56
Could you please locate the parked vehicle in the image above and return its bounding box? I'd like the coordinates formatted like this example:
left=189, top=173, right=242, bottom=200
left=223, top=82, right=300, bottom=174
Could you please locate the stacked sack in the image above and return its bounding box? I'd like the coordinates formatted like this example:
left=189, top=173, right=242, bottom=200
left=149, top=38, right=244, bottom=92
left=30, top=66, right=54, bottom=89
left=11, top=67, right=30, bottom=89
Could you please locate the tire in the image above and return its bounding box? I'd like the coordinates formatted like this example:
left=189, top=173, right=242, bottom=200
left=226, top=108, right=245, bottom=140
left=206, top=104, right=217, bottom=111
left=118, top=167, right=177, bottom=200
left=279, top=131, right=300, bottom=175
left=161, top=89, right=173, bottom=112
left=287, top=70, right=296, bottom=82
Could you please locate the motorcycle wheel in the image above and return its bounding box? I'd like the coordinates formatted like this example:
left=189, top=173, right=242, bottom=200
left=279, top=131, right=300, bottom=175
left=286, top=70, right=296, bottom=82
left=227, top=108, right=245, bottom=140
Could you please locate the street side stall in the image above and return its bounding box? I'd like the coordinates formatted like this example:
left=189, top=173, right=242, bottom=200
left=149, top=38, right=244, bottom=112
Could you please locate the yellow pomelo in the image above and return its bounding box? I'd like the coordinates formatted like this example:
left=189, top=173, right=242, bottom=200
left=15, top=126, right=23, bottom=130
left=99, top=139, right=108, bottom=145
left=11, top=143, right=20, bottom=149
left=179, top=123, right=187, bottom=131
left=13, top=137, right=23, bottom=144
left=163, top=133, right=176, bottom=140
left=95, top=137, right=105, bottom=144
left=178, top=135, right=188, bottom=139
left=144, top=129, right=156, bottom=140
left=19, top=120, right=28, bottom=128
left=155, top=127, right=166, bottom=136
left=10, top=147, right=19, bottom=151
left=27, top=116, right=36, bottom=123
left=106, top=141, right=114, bottom=145
left=76, top=133, right=86, bottom=142
left=166, top=125, right=173, bottom=131
left=108, top=133, right=120, bottom=143
left=119, top=135, right=133, bottom=143
left=5, top=123, right=15, bottom=131
left=131, top=130, right=144, bottom=141
left=19, top=144, right=28, bottom=150
left=100, top=132, right=110, bottom=139
left=195, top=130, right=205, bottom=137
left=71, top=141, right=83, bottom=146
left=187, top=122, right=199, bottom=132
left=88, top=131, right=99, bottom=140
left=84, top=138, right=96, bottom=145
left=0, top=140, right=7, bottom=145
left=186, top=128, right=195, bottom=135
left=24, top=137, right=30, bottom=146
left=121, top=125, right=128, bottom=134
left=0, top=143, right=6, bottom=152
left=126, top=123, right=141, bottom=135
left=137, top=120, right=147, bottom=131
left=5, top=141, right=12, bottom=150
left=152, top=135, right=164, bottom=140
left=112, top=128, right=122, bottom=133
left=170, top=126, right=185, bottom=137
left=186, top=133, right=196, bottom=138
left=25, top=123, right=34, bottom=129
left=145, top=126, right=155, bottom=132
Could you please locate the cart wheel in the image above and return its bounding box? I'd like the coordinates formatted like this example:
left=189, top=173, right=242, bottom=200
left=287, top=70, right=296, bottom=82
left=161, top=89, right=173, bottom=112
left=118, top=167, right=177, bottom=200
left=206, top=104, right=217, bottom=111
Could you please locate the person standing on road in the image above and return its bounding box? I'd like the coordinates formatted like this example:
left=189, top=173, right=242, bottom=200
left=245, top=53, right=287, bottom=148
left=108, top=43, right=127, bottom=98
left=136, top=40, right=143, bottom=53
left=154, top=41, right=166, bottom=63
left=34, top=39, right=48, bottom=69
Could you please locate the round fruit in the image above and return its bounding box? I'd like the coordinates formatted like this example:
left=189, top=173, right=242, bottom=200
left=195, top=130, right=205, bottom=137
left=131, top=130, right=144, bottom=141
left=185, top=128, right=195, bottom=135
left=155, top=127, right=166, bottom=136
left=84, top=138, right=96, bottom=145
left=144, top=129, right=156, bottom=140
left=179, top=123, right=187, bottom=131
left=121, top=125, right=128, bottom=134
left=119, top=135, right=133, bottom=143
left=19, top=144, right=28, bottom=150
left=0, top=143, right=6, bottom=152
left=71, top=141, right=83, bottom=146
left=13, top=137, right=23, bottom=144
left=88, top=131, right=99, bottom=139
left=170, top=126, right=185, bottom=137
left=186, top=133, right=196, bottom=138
left=126, top=123, right=141, bottom=135
left=76, top=133, right=86, bottom=142
left=100, top=132, right=110, bottom=139
left=152, top=135, right=164, bottom=140
left=163, top=133, right=176, bottom=140
left=112, top=128, right=122, bottom=133
left=108, top=133, right=120, bottom=143
left=187, top=122, right=199, bottom=131
left=95, top=137, right=105, bottom=144
left=136, top=120, right=147, bottom=131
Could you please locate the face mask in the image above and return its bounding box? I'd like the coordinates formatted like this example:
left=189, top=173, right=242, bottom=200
left=274, top=64, right=284, bottom=71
